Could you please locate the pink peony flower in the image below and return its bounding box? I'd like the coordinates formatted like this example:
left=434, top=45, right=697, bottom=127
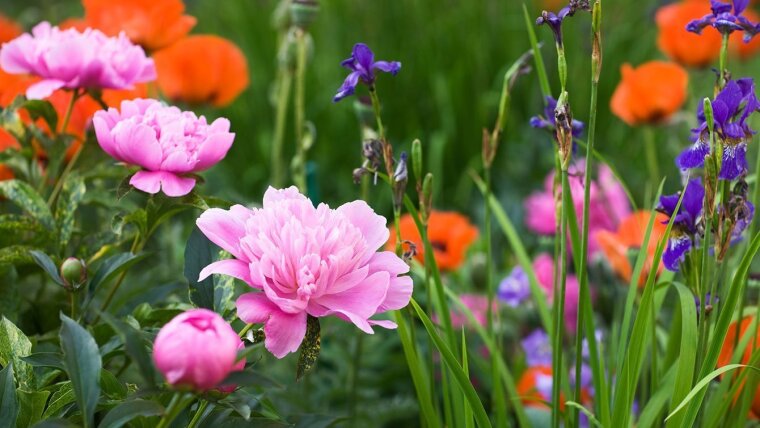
left=196, top=187, right=414, bottom=358
left=523, top=161, right=631, bottom=257
left=0, top=22, right=155, bottom=99
left=153, top=309, right=243, bottom=391
left=533, top=253, right=580, bottom=333
left=448, top=294, right=498, bottom=329
left=93, top=98, right=234, bottom=196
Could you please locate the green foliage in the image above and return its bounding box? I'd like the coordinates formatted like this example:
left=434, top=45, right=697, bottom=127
left=58, top=314, right=101, bottom=428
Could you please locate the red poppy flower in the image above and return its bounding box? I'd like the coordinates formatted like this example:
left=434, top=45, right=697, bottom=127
left=610, top=61, right=689, bottom=126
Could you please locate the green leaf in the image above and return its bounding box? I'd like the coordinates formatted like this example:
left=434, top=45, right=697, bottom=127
left=22, top=100, right=57, bottom=132
left=97, top=399, right=163, bottom=428
left=0, top=317, right=33, bottom=389
left=41, top=383, right=74, bottom=419
left=185, top=227, right=216, bottom=310
left=21, top=353, right=65, bottom=371
left=99, top=370, right=126, bottom=400
left=666, top=364, right=757, bottom=421
left=0, top=215, right=46, bottom=237
left=410, top=299, right=492, bottom=428
left=88, top=252, right=149, bottom=297
left=0, top=180, right=55, bottom=231
left=0, top=364, right=18, bottom=428
left=29, top=251, right=64, bottom=286
left=0, top=265, right=19, bottom=325
left=115, top=175, right=133, bottom=201
left=55, top=174, right=86, bottom=251
left=665, top=282, right=698, bottom=428
left=98, top=313, right=156, bottom=387
left=296, top=316, right=320, bottom=381
left=0, top=246, right=36, bottom=266
left=59, top=314, right=101, bottom=428
left=16, top=389, right=50, bottom=428
left=30, top=419, right=77, bottom=428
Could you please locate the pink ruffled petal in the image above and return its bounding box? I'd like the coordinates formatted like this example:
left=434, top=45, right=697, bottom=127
left=26, top=79, right=67, bottom=100
left=316, top=271, right=390, bottom=322
left=198, top=259, right=253, bottom=285
left=129, top=170, right=162, bottom=194
left=194, top=129, right=235, bottom=171
left=196, top=206, right=251, bottom=261
left=368, top=319, right=397, bottom=329
left=113, top=123, right=161, bottom=170
left=264, top=308, right=307, bottom=359
left=236, top=292, right=278, bottom=324
left=159, top=172, right=196, bottom=197
left=262, top=186, right=308, bottom=207
left=337, top=200, right=389, bottom=251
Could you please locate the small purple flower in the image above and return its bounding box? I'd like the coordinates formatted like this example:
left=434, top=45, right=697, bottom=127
left=658, top=179, right=705, bottom=271
left=333, top=43, right=401, bottom=103
left=522, top=329, right=552, bottom=366
left=677, top=79, right=760, bottom=180
left=536, top=7, right=572, bottom=46
left=695, top=293, right=719, bottom=311
left=687, top=0, right=760, bottom=41
left=530, top=96, right=584, bottom=138
left=497, top=266, right=531, bottom=307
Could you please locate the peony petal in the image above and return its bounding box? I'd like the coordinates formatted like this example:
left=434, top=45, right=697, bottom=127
left=92, top=114, right=119, bottom=159
left=199, top=259, right=252, bottom=284
left=158, top=172, right=196, bottom=197
left=263, top=308, right=307, bottom=359
left=368, top=319, right=397, bottom=329
left=194, top=129, right=235, bottom=171
left=113, top=122, right=162, bottom=170
left=262, top=186, right=308, bottom=206
left=316, top=271, right=390, bottom=322
left=129, top=170, right=162, bottom=194
left=26, top=79, right=66, bottom=100
left=236, top=292, right=279, bottom=324
left=196, top=206, right=251, bottom=261
left=337, top=200, right=389, bottom=251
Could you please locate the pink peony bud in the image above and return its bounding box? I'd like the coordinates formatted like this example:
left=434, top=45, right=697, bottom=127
left=0, top=22, right=156, bottom=99
left=93, top=98, right=235, bottom=197
left=152, top=309, right=242, bottom=391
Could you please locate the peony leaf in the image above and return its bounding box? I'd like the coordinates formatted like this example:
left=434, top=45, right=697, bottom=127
left=59, top=314, right=101, bottom=428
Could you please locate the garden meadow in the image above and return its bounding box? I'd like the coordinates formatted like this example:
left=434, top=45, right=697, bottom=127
left=2, top=0, right=760, bottom=427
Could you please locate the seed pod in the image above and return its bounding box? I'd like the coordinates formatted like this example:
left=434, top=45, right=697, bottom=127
left=60, top=257, right=86, bottom=290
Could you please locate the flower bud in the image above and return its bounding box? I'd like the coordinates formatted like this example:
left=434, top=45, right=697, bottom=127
left=60, top=258, right=86, bottom=290
left=290, top=0, right=319, bottom=29
left=153, top=309, right=243, bottom=392
left=392, top=152, right=409, bottom=212
left=411, top=139, right=423, bottom=184
left=421, top=173, right=434, bottom=225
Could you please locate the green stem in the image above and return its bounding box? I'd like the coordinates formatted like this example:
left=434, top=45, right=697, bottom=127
left=187, top=400, right=210, bottom=428
left=156, top=393, right=193, bottom=428
left=719, top=34, right=729, bottom=90
left=59, top=89, right=79, bottom=136
left=46, top=89, right=83, bottom=206
left=69, top=291, right=76, bottom=319
left=292, top=29, right=308, bottom=193
left=643, top=127, right=660, bottom=192
left=368, top=89, right=386, bottom=143
left=271, top=69, right=293, bottom=187
left=552, top=170, right=570, bottom=428
left=238, top=323, right=254, bottom=338
left=96, top=231, right=145, bottom=318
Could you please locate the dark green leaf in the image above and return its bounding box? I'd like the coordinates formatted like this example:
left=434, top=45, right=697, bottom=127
left=296, top=316, right=320, bottom=381
left=88, top=252, right=149, bottom=297
left=185, top=227, right=216, bottom=310
left=59, top=314, right=101, bottom=428
left=220, top=369, right=283, bottom=390
left=22, top=100, right=57, bottom=132
left=293, top=414, right=347, bottom=428
left=0, top=180, right=55, bottom=231
left=214, top=273, right=235, bottom=317
left=16, top=389, right=50, bottom=428
left=97, top=399, right=163, bottom=428
left=0, top=364, right=18, bottom=428
left=29, top=251, right=64, bottom=286
left=55, top=174, right=86, bottom=251
left=41, top=383, right=74, bottom=419
left=0, top=317, right=33, bottom=389
left=21, top=353, right=65, bottom=371
left=0, top=215, right=46, bottom=236
left=99, top=313, right=156, bottom=387
left=99, top=370, right=126, bottom=400
left=0, top=265, right=19, bottom=324
left=115, top=175, right=133, bottom=201
left=31, top=419, right=77, bottom=428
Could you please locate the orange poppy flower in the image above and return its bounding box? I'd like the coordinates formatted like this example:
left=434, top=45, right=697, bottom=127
left=154, top=35, right=249, bottom=107
left=0, top=127, right=19, bottom=181
left=718, top=316, right=760, bottom=418
left=82, top=0, right=196, bottom=52
left=610, top=61, right=689, bottom=126
left=656, top=0, right=722, bottom=68
left=387, top=211, right=478, bottom=271
left=517, top=365, right=556, bottom=409
left=595, top=210, right=668, bottom=287
left=0, top=13, right=21, bottom=44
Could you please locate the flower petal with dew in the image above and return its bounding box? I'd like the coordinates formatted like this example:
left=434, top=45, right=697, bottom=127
left=196, top=187, right=413, bottom=358
left=93, top=98, right=235, bottom=197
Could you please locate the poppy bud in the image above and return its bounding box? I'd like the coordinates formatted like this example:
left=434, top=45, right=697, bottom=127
left=60, top=257, right=86, bottom=290
left=290, top=0, right=319, bottom=29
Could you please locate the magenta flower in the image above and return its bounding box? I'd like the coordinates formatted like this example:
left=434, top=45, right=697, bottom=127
left=0, top=22, right=155, bottom=99
left=153, top=309, right=243, bottom=391
left=196, top=187, right=413, bottom=358
left=533, top=253, right=581, bottom=333
left=447, top=294, right=498, bottom=329
left=93, top=98, right=235, bottom=197
left=524, top=161, right=630, bottom=257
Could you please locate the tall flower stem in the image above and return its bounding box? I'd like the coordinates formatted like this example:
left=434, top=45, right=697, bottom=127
left=47, top=89, right=82, bottom=206
left=292, top=29, right=308, bottom=193
left=271, top=69, right=293, bottom=187
left=95, top=226, right=147, bottom=320
left=187, top=400, right=211, bottom=428
left=643, top=126, right=660, bottom=192
left=155, top=393, right=194, bottom=428
left=552, top=170, right=571, bottom=428
left=718, top=34, right=729, bottom=90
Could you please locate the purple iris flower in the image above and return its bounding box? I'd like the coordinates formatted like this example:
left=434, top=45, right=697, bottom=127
left=658, top=179, right=705, bottom=271
left=676, top=78, right=760, bottom=180
left=498, top=266, right=531, bottom=307
left=536, top=7, right=572, bottom=46
left=522, top=329, right=552, bottom=366
left=687, top=0, right=760, bottom=41
left=333, top=43, right=401, bottom=103
left=530, top=96, right=584, bottom=137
